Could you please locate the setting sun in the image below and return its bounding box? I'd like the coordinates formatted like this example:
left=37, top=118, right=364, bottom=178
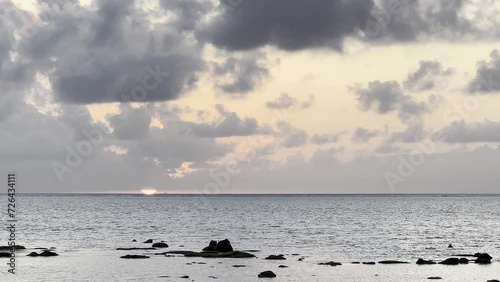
left=140, top=189, right=157, bottom=195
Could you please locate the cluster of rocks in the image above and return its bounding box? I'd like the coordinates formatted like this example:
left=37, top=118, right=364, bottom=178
left=417, top=253, right=493, bottom=265
left=27, top=250, right=58, bottom=257
left=202, top=239, right=233, bottom=252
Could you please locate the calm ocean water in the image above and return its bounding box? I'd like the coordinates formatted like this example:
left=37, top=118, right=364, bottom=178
left=1, top=194, right=499, bottom=281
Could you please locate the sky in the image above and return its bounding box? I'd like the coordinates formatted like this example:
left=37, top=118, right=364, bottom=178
left=1, top=0, right=500, bottom=194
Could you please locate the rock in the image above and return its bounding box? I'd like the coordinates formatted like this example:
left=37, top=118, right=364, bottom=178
left=265, top=254, right=286, bottom=260
left=362, top=262, right=376, bottom=265
left=203, top=241, right=218, bottom=252
left=448, top=244, right=454, bottom=248
left=258, top=271, right=276, bottom=278
left=39, top=250, right=58, bottom=257
left=278, top=265, right=288, bottom=268
left=152, top=242, right=169, bottom=248
left=132, top=239, right=137, bottom=242
left=164, top=250, right=255, bottom=258
left=416, top=258, right=436, bottom=265
left=318, top=261, right=341, bottom=266
left=439, top=258, right=459, bottom=265
left=0, top=252, right=12, bottom=257
left=428, top=277, right=442, bottom=280
left=232, top=265, right=246, bottom=268
left=486, top=280, right=500, bottom=282
left=0, top=245, right=26, bottom=251
left=215, top=239, right=233, bottom=252
left=28, top=250, right=58, bottom=257
left=351, top=262, right=361, bottom=264
left=180, top=276, right=189, bottom=279
left=458, top=258, right=469, bottom=264
left=475, top=253, right=493, bottom=264
left=378, top=260, right=409, bottom=264
left=298, top=257, right=304, bottom=261
left=116, top=247, right=156, bottom=250
left=143, top=239, right=153, bottom=244
left=120, top=254, right=150, bottom=259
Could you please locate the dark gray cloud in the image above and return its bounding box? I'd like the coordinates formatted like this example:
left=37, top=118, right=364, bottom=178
left=201, top=0, right=375, bottom=51
left=353, top=80, right=436, bottom=121
left=107, top=105, right=152, bottom=140
left=159, top=0, right=214, bottom=31
left=367, top=0, right=475, bottom=42
left=404, top=60, right=454, bottom=91
left=433, top=120, right=500, bottom=143
left=352, top=128, right=379, bottom=143
left=14, top=0, right=205, bottom=104
left=354, top=80, right=404, bottom=114
left=212, top=52, right=269, bottom=96
left=467, top=50, right=500, bottom=94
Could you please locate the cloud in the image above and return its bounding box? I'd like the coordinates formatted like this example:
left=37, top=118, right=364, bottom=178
left=310, top=133, right=341, bottom=145
left=404, top=60, right=454, bottom=91
left=266, top=93, right=316, bottom=110
left=467, top=49, right=500, bottom=94
left=189, top=105, right=270, bottom=138
left=433, top=120, right=500, bottom=143
left=212, top=52, right=269, bottom=96
left=352, top=128, right=379, bottom=143
left=15, top=0, right=205, bottom=104
left=353, top=80, right=437, bottom=121
left=201, top=0, right=374, bottom=51
left=107, top=105, right=151, bottom=140
left=389, top=121, right=427, bottom=143
left=283, top=131, right=309, bottom=148
left=266, top=93, right=297, bottom=109
left=353, top=80, right=405, bottom=114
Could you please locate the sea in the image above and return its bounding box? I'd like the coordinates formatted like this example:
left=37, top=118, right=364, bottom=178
left=0, top=194, right=499, bottom=281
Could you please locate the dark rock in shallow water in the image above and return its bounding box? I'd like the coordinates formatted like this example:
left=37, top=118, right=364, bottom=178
left=265, top=254, right=286, bottom=260
left=0, top=252, right=12, bottom=257
left=116, top=247, right=156, bottom=250
left=318, top=261, right=342, bottom=266
left=179, top=276, right=189, bottom=279
left=164, top=250, right=255, bottom=258
left=351, top=262, right=361, bottom=264
left=475, top=253, right=493, bottom=264
left=278, top=265, right=288, bottom=268
left=458, top=258, right=469, bottom=264
left=203, top=241, right=217, bottom=252
left=120, top=254, right=150, bottom=259
left=0, top=245, right=26, bottom=251
left=28, top=250, right=58, bottom=257
left=132, top=239, right=137, bottom=242
left=416, top=258, right=436, bottom=265
left=448, top=244, right=454, bottom=248
left=486, top=280, right=500, bottom=282
left=152, top=242, right=169, bottom=248
left=439, top=258, right=459, bottom=265
left=258, top=271, right=276, bottom=278
left=378, top=260, right=409, bottom=264
left=232, top=265, right=246, bottom=268
left=362, top=262, right=376, bottom=265
left=427, top=277, right=442, bottom=280
left=215, top=239, right=233, bottom=252
left=143, top=239, right=153, bottom=244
